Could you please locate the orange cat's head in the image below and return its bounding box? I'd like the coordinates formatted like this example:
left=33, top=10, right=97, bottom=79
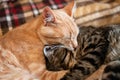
left=38, top=1, right=79, bottom=51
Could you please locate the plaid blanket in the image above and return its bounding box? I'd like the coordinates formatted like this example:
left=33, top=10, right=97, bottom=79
left=0, top=0, right=72, bottom=35
left=74, top=0, right=120, bottom=27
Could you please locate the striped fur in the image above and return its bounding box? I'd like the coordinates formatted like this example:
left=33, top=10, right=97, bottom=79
left=44, top=25, right=120, bottom=80
left=102, top=60, right=120, bottom=80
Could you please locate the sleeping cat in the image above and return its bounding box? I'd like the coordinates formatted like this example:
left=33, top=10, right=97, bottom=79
left=0, top=1, right=79, bottom=80
left=44, top=24, right=120, bottom=80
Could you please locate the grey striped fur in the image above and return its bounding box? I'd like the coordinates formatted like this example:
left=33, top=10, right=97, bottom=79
left=44, top=24, right=120, bottom=80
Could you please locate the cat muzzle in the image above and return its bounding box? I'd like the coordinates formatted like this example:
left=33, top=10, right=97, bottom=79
left=67, top=41, right=78, bottom=51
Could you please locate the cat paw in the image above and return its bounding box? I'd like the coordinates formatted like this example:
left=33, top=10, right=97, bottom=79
left=101, top=60, right=120, bottom=80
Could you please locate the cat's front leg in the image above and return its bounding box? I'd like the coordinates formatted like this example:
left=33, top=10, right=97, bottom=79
left=60, top=61, right=96, bottom=80
left=28, top=63, right=69, bottom=80
left=39, top=70, right=68, bottom=80
left=101, top=60, right=120, bottom=80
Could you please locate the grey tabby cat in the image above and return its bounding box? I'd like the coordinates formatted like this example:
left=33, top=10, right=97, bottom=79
left=44, top=24, right=120, bottom=80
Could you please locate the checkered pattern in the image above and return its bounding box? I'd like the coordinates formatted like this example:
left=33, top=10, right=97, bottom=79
left=0, top=0, right=72, bottom=35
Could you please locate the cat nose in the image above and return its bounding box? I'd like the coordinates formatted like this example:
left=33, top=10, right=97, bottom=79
left=72, top=41, right=78, bottom=49
left=73, top=43, right=78, bottom=49
left=73, top=45, right=77, bottom=51
left=74, top=47, right=77, bottom=51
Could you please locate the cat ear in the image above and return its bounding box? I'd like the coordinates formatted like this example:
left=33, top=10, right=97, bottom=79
left=63, top=1, right=76, bottom=17
left=42, top=7, right=55, bottom=24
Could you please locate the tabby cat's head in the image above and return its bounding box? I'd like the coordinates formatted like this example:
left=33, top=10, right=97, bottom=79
left=38, top=1, right=79, bottom=51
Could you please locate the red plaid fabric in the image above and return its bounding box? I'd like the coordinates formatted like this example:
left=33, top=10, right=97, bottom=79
left=43, top=0, right=69, bottom=9
left=0, top=0, right=72, bottom=35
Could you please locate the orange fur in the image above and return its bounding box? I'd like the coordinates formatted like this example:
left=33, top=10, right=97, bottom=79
left=0, top=1, right=79, bottom=80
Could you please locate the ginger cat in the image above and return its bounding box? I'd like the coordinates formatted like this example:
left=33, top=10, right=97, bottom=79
left=0, top=1, right=79, bottom=80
